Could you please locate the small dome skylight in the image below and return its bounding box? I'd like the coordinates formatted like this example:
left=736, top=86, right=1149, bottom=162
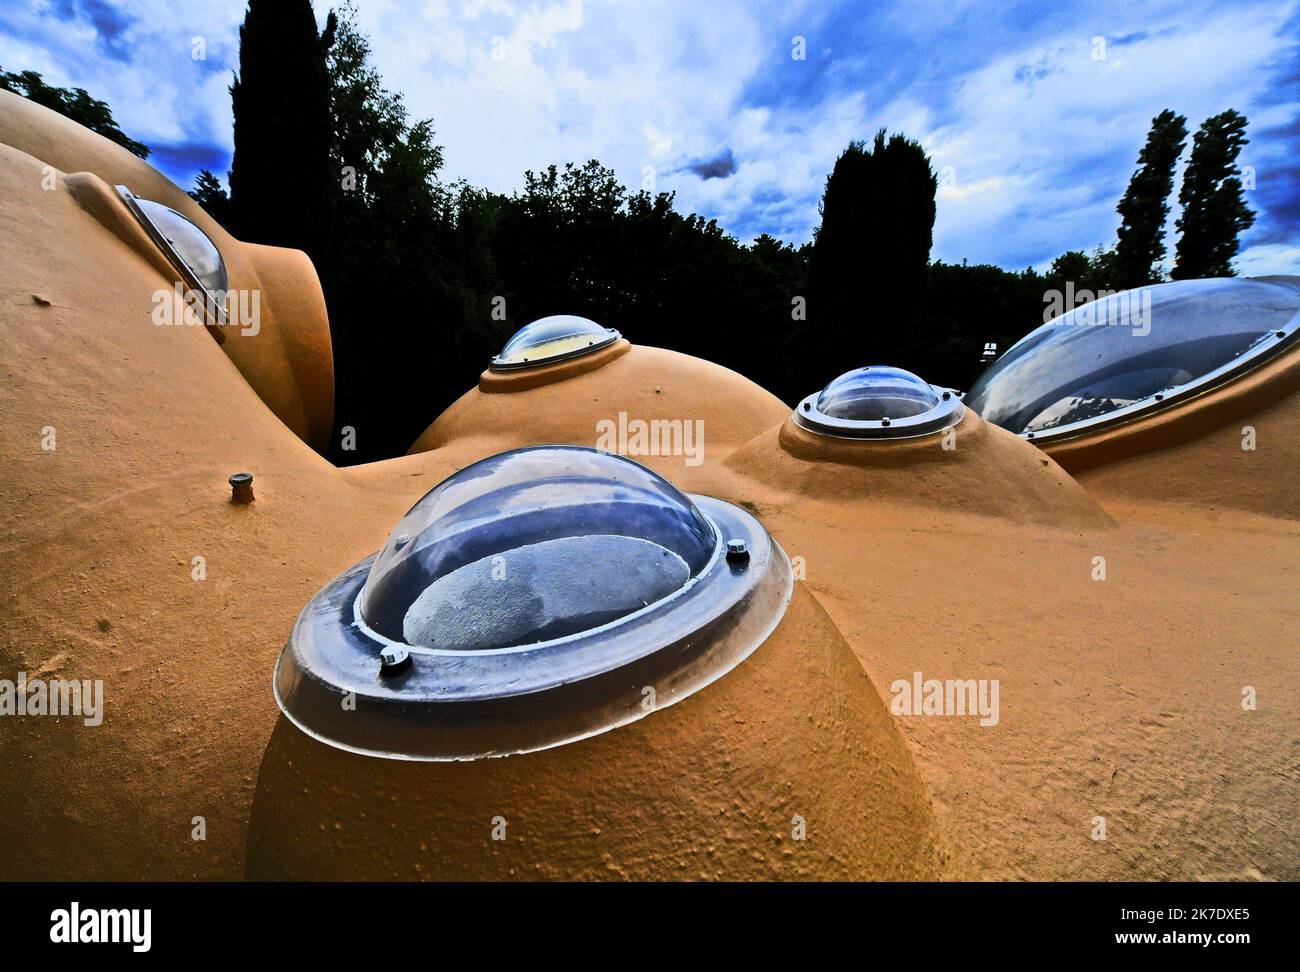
left=117, top=186, right=229, bottom=296
left=490, top=315, right=620, bottom=370
left=794, top=366, right=964, bottom=438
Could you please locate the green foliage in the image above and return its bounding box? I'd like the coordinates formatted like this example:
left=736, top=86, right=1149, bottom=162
left=489, top=160, right=809, bottom=402
left=1113, top=109, right=1187, bottom=289
left=228, top=0, right=495, bottom=460
left=922, top=261, right=1047, bottom=390
left=1048, top=250, right=1094, bottom=284
left=317, top=3, right=493, bottom=460
left=1046, top=246, right=1117, bottom=297
left=0, top=67, right=149, bottom=158
left=1172, top=109, right=1256, bottom=279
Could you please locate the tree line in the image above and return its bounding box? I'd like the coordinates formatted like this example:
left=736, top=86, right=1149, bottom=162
left=3, top=2, right=1257, bottom=463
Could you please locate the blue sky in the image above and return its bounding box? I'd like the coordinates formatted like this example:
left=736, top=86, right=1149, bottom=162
left=2, top=0, right=1297, bottom=273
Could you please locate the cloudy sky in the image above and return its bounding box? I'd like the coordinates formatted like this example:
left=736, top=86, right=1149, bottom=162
left=2, top=0, right=1296, bottom=273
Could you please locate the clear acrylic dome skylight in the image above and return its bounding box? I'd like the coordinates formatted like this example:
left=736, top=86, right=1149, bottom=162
left=118, top=188, right=229, bottom=295
left=273, top=445, right=792, bottom=761
left=491, top=315, right=619, bottom=369
left=966, top=277, right=1300, bottom=440
left=794, top=365, right=963, bottom=438
left=816, top=366, right=941, bottom=420
left=358, top=446, right=717, bottom=650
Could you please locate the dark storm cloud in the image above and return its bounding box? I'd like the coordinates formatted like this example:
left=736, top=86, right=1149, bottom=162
left=686, top=148, right=738, bottom=180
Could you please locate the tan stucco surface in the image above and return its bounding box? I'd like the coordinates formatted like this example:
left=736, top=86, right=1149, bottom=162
left=1048, top=342, right=1300, bottom=521
left=247, top=584, right=944, bottom=881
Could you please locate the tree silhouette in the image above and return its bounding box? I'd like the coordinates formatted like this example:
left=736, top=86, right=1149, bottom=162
left=808, top=131, right=937, bottom=375
left=1172, top=110, right=1255, bottom=279
left=1113, top=109, right=1187, bottom=290
left=317, top=3, right=492, bottom=461
left=206, top=8, right=1269, bottom=463
left=0, top=67, right=149, bottom=158
left=228, top=0, right=333, bottom=253
left=188, top=170, right=231, bottom=228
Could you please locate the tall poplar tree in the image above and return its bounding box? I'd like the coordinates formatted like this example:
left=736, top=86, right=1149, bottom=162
left=1172, top=110, right=1255, bottom=279
left=1113, top=109, right=1187, bottom=289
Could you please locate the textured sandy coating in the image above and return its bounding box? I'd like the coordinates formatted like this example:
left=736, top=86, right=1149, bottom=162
left=248, top=585, right=944, bottom=881
left=408, top=342, right=791, bottom=465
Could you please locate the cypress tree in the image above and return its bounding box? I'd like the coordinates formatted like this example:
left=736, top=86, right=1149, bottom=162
left=228, top=0, right=333, bottom=254
left=188, top=170, right=232, bottom=228
left=808, top=130, right=937, bottom=371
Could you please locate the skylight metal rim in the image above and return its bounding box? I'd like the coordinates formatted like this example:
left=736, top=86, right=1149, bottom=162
left=791, top=386, right=966, bottom=439
left=272, top=495, right=791, bottom=761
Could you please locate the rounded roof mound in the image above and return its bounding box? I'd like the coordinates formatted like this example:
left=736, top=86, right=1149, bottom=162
left=407, top=343, right=792, bottom=468
left=252, top=581, right=942, bottom=880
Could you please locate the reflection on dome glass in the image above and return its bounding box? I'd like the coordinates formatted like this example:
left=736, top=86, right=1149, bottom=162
left=359, top=446, right=717, bottom=649
left=117, top=188, right=229, bottom=295
left=816, top=366, right=941, bottom=420
left=403, top=535, right=689, bottom=651
left=794, top=365, right=963, bottom=438
left=966, top=277, right=1300, bottom=439
left=274, top=446, right=793, bottom=761
left=491, top=315, right=619, bottom=369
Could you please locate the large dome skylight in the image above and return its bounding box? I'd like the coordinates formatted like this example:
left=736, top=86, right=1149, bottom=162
left=966, top=277, right=1300, bottom=441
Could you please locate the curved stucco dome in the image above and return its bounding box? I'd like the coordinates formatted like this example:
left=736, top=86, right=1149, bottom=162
left=250, top=583, right=944, bottom=880
left=726, top=390, right=1108, bottom=527
left=407, top=342, right=792, bottom=472
left=0, top=90, right=334, bottom=450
